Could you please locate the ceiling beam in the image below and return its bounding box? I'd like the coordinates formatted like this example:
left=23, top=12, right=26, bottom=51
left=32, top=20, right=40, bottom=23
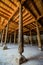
left=0, top=13, right=9, bottom=20
left=13, top=7, right=25, bottom=21
left=14, top=18, right=35, bottom=31
left=16, top=14, right=32, bottom=23
left=0, top=10, right=10, bottom=17
left=9, top=0, right=17, bottom=7
left=1, top=18, right=5, bottom=25
left=23, top=17, right=34, bottom=24
left=0, top=0, right=14, bottom=11
left=5, top=8, right=19, bottom=29
left=0, top=6, right=12, bottom=14
left=15, top=12, right=30, bottom=22
left=32, top=0, right=41, bottom=15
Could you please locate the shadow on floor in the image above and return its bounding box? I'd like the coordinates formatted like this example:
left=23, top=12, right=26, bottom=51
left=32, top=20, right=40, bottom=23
left=22, top=53, right=43, bottom=64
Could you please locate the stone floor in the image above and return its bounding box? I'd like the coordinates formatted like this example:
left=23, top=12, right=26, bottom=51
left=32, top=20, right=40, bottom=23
left=0, top=43, right=43, bottom=65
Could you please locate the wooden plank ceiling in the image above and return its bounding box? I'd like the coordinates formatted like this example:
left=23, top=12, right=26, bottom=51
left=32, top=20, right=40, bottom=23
left=0, top=0, right=43, bottom=35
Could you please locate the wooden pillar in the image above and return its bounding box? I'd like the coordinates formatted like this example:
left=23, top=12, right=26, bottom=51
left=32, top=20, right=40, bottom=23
left=28, top=36, right=30, bottom=44
left=36, top=22, right=42, bottom=50
left=3, top=25, right=8, bottom=49
left=4, top=25, right=8, bottom=44
left=1, top=31, right=3, bottom=44
left=0, top=32, right=1, bottom=43
left=17, top=1, right=26, bottom=64
left=10, top=34, right=11, bottom=43
left=14, top=31, right=16, bottom=44
left=18, top=1, right=24, bottom=55
left=30, top=30, right=32, bottom=46
left=0, top=32, right=2, bottom=43
left=1, top=30, right=4, bottom=46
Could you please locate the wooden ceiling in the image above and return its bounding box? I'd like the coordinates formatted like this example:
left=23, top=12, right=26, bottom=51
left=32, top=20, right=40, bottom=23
left=0, top=0, right=43, bottom=35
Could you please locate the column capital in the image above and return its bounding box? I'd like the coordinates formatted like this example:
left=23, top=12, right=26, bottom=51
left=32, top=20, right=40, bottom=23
left=17, top=0, right=26, bottom=5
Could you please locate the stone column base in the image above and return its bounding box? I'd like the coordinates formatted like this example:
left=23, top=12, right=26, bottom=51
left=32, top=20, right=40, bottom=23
left=31, top=43, right=33, bottom=46
left=38, top=47, right=43, bottom=51
left=3, top=44, right=8, bottom=50
left=16, top=54, right=27, bottom=64
left=0, top=43, right=3, bottom=47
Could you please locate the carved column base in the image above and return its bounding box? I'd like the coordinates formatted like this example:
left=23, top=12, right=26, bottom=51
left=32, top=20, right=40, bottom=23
left=0, top=43, right=3, bottom=47
left=3, top=44, right=8, bottom=50
left=31, top=42, right=33, bottom=46
left=38, top=47, right=43, bottom=51
left=16, top=54, right=27, bottom=64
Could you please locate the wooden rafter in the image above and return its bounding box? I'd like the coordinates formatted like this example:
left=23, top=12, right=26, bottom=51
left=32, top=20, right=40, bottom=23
left=0, top=0, right=43, bottom=35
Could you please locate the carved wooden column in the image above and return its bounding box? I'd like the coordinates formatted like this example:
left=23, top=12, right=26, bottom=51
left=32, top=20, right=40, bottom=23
left=28, top=36, right=30, bottom=44
left=9, top=34, right=11, bottom=43
left=36, top=22, right=42, bottom=50
left=1, top=31, right=3, bottom=44
left=18, top=1, right=23, bottom=55
left=3, top=25, right=8, bottom=49
left=14, top=31, right=16, bottom=44
left=17, top=1, right=27, bottom=64
left=0, top=32, right=2, bottom=43
left=30, top=30, right=32, bottom=46
left=4, top=27, right=7, bottom=45
left=1, top=30, right=4, bottom=46
left=0, top=32, right=1, bottom=43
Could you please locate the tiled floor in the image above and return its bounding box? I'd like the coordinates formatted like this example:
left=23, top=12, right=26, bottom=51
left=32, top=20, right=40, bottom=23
left=0, top=44, right=43, bottom=65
